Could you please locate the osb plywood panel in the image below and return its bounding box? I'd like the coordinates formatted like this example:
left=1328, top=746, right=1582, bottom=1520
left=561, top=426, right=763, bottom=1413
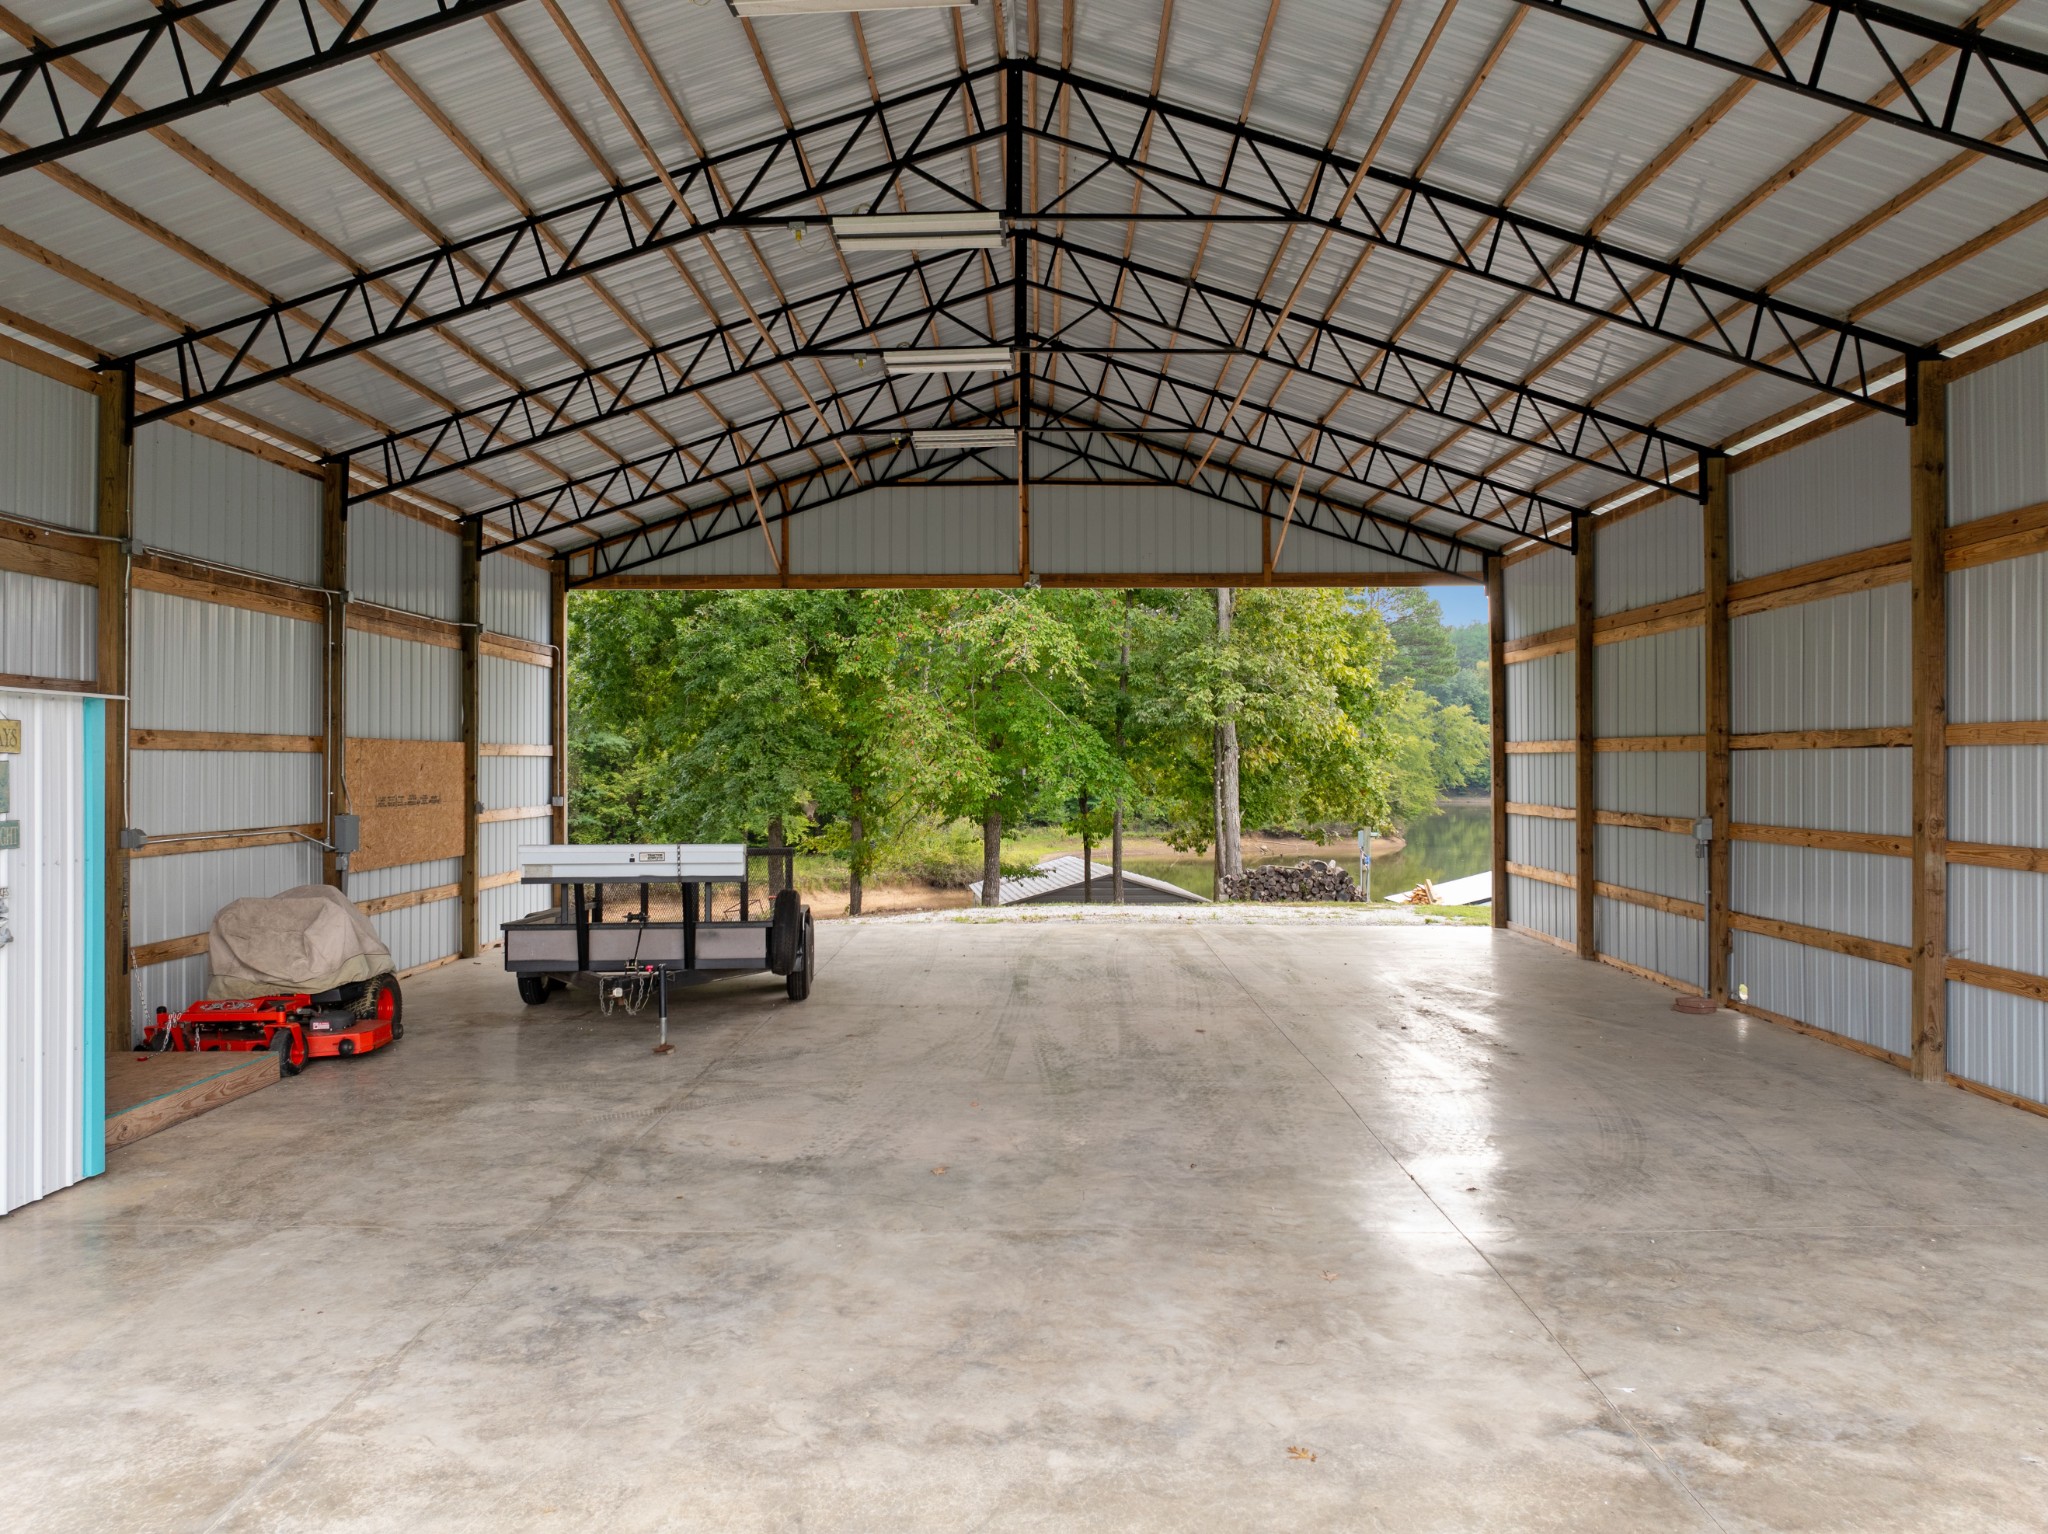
left=346, top=737, right=464, bottom=872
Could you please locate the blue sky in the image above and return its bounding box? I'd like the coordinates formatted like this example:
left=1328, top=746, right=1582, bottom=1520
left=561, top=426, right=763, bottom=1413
left=1425, top=584, right=1488, bottom=626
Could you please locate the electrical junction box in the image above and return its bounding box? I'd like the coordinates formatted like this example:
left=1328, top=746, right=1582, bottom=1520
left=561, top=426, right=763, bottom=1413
left=331, top=813, right=361, bottom=855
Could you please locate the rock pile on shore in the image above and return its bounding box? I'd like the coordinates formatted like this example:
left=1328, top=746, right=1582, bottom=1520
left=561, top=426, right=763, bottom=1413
left=1221, top=860, right=1363, bottom=903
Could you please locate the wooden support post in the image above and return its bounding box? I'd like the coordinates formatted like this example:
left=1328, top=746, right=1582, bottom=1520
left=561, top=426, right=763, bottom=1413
left=1702, top=454, right=1732, bottom=1003
left=94, top=369, right=132, bottom=1054
left=319, top=463, right=348, bottom=890
left=549, top=559, right=569, bottom=847
left=1574, top=514, right=1598, bottom=959
left=1910, top=361, right=1950, bottom=1082
left=459, top=522, right=482, bottom=959
left=1486, top=556, right=1509, bottom=931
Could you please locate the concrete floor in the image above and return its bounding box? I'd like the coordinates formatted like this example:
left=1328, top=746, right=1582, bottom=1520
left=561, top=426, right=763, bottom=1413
left=6, top=919, right=2048, bottom=1532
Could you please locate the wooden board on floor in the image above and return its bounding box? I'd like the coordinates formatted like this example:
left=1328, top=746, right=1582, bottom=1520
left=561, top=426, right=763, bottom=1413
left=105, top=1050, right=281, bottom=1149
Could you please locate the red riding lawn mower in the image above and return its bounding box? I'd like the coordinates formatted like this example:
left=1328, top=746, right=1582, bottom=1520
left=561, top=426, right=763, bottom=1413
left=145, top=974, right=403, bottom=1076
left=140, top=884, right=406, bottom=1077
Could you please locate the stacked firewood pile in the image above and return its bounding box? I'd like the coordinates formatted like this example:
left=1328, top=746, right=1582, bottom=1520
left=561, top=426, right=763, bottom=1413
left=1221, top=860, right=1363, bottom=902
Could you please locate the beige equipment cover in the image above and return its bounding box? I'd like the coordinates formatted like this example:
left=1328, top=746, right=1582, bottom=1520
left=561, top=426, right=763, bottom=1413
left=203, top=884, right=395, bottom=999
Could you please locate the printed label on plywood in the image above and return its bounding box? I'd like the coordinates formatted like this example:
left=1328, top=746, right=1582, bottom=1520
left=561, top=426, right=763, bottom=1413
left=344, top=738, right=465, bottom=872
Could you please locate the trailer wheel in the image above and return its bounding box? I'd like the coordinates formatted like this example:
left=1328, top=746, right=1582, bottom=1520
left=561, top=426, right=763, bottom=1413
left=517, top=973, right=552, bottom=1006
left=785, top=912, right=814, bottom=1002
left=269, top=1028, right=301, bottom=1077
left=768, top=888, right=802, bottom=975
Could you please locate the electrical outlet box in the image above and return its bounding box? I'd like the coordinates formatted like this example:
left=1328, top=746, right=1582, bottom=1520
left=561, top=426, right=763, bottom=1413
left=331, top=814, right=361, bottom=855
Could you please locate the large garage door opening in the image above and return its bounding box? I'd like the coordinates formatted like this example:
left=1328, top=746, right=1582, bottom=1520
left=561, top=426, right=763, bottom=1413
left=3, top=0, right=2047, bottom=1526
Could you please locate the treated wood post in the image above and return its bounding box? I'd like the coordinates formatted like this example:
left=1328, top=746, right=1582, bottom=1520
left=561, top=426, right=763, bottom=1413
left=549, top=559, right=569, bottom=847
left=1574, top=514, right=1597, bottom=959
left=1910, top=361, right=1949, bottom=1082
left=1702, top=455, right=1732, bottom=1003
left=1486, top=556, right=1509, bottom=930
left=320, top=463, right=348, bottom=890
left=94, top=368, right=132, bottom=1054
left=459, top=522, right=482, bottom=958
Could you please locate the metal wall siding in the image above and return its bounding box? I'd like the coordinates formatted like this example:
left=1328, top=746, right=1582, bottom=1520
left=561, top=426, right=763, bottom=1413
left=1506, top=652, right=1573, bottom=741
left=1596, top=899, right=1705, bottom=990
left=0, top=359, right=94, bottom=532
left=1274, top=519, right=1469, bottom=576
left=1597, top=825, right=1700, bottom=902
left=347, top=631, right=460, bottom=741
left=482, top=555, right=552, bottom=643
left=131, top=591, right=321, bottom=734
left=372, top=898, right=460, bottom=974
left=1033, top=485, right=1258, bottom=575
left=133, top=424, right=320, bottom=584
left=633, top=526, right=781, bottom=579
left=796, top=486, right=1015, bottom=575
left=1946, top=984, right=2047, bottom=1106
left=0, top=692, right=90, bottom=1213
left=1510, top=878, right=1574, bottom=944
left=132, top=751, right=322, bottom=838
left=349, top=502, right=460, bottom=619
left=482, top=815, right=551, bottom=876
left=481, top=657, right=550, bottom=747
left=1729, top=586, right=1910, bottom=733
left=1503, top=548, right=1572, bottom=639
left=1948, top=553, right=2048, bottom=724
left=0, top=572, right=96, bottom=683
left=130, top=843, right=323, bottom=947
left=1597, top=752, right=1703, bottom=818
left=1509, top=815, right=1574, bottom=874
left=481, top=756, right=550, bottom=811
left=1731, top=747, right=1910, bottom=834
left=1732, top=931, right=1910, bottom=1056
left=1594, top=498, right=1701, bottom=614
left=482, top=880, right=550, bottom=940
left=1728, top=413, right=1909, bottom=580
left=1948, top=866, right=2048, bottom=979
left=1949, top=746, right=2048, bottom=848
left=1595, top=629, right=1703, bottom=736
left=1731, top=843, right=1910, bottom=946
left=348, top=857, right=462, bottom=903
left=1949, top=339, right=2048, bottom=526
left=1508, top=753, right=1574, bottom=806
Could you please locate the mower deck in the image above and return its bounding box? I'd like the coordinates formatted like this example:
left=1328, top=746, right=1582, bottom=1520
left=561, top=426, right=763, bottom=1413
left=146, top=976, right=404, bottom=1075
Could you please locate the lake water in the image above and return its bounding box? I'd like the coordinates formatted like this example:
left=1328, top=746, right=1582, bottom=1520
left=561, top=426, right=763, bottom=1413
left=1123, top=801, right=1492, bottom=901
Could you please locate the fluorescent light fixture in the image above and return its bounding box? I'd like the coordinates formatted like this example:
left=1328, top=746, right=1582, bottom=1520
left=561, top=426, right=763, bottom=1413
left=882, top=346, right=1014, bottom=375
left=912, top=429, right=1018, bottom=450
left=832, top=211, right=1004, bottom=251
left=731, top=0, right=973, bottom=16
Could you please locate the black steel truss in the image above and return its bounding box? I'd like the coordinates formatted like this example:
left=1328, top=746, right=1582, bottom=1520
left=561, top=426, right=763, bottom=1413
left=345, top=251, right=1000, bottom=498
left=1021, top=63, right=1925, bottom=412
left=0, top=0, right=529, bottom=180
left=568, top=431, right=1487, bottom=587
left=1027, top=232, right=1708, bottom=491
left=123, top=65, right=1007, bottom=424
left=1037, top=352, right=1582, bottom=546
left=1505, top=0, right=2048, bottom=174
left=121, top=58, right=1926, bottom=428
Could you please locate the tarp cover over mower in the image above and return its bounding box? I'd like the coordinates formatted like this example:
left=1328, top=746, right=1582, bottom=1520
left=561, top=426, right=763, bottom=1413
left=144, top=886, right=405, bottom=1075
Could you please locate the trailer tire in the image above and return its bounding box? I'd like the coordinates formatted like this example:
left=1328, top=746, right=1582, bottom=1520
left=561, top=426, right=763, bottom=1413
left=517, top=973, right=552, bottom=1006
left=785, top=912, right=813, bottom=1002
left=768, top=888, right=803, bottom=975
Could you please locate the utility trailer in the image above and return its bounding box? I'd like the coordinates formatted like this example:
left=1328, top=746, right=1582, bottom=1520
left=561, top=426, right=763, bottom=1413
left=501, top=844, right=813, bottom=1044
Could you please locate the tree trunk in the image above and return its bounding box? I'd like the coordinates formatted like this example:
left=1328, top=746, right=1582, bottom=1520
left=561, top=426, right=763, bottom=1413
left=981, top=801, right=1003, bottom=907
left=767, top=814, right=787, bottom=896
left=1214, top=587, right=1242, bottom=895
left=1114, top=592, right=1128, bottom=904
left=847, top=793, right=864, bottom=917
left=1111, top=802, right=1124, bottom=904
left=1080, top=787, right=1092, bottom=904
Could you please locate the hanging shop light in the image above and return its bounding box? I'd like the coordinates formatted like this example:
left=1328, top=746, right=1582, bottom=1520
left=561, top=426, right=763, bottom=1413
left=881, top=347, right=1015, bottom=375
left=832, top=212, right=1005, bottom=251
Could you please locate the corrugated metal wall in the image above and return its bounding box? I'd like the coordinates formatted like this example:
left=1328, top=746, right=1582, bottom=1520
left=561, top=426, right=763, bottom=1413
left=1946, top=343, right=2048, bottom=1106
left=351, top=502, right=460, bottom=618
left=0, top=691, right=100, bottom=1214
left=133, top=425, right=320, bottom=584
left=0, top=573, right=96, bottom=683
left=1729, top=414, right=1908, bottom=580
left=1502, top=547, right=1572, bottom=638
left=0, top=362, right=95, bottom=532
left=1730, top=588, right=1910, bottom=732
left=1595, top=498, right=1700, bottom=614
left=349, top=632, right=460, bottom=741
left=484, top=556, right=552, bottom=643
left=801, top=486, right=1016, bottom=575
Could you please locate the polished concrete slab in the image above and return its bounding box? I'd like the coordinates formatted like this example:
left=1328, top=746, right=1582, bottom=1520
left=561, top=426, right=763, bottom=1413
left=5, top=918, right=2048, bottom=1532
